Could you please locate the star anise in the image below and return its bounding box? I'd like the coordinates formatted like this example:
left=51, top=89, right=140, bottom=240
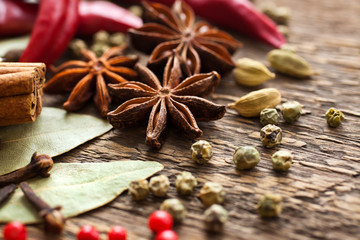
left=129, top=0, right=242, bottom=76
left=107, top=52, right=226, bottom=149
left=44, top=46, right=139, bottom=116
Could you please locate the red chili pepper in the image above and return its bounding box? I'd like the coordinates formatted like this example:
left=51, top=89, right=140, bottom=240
left=0, top=1, right=142, bottom=37
left=20, top=0, right=80, bottom=66
left=0, top=1, right=38, bottom=38
left=124, top=0, right=285, bottom=48
left=77, top=1, right=143, bottom=36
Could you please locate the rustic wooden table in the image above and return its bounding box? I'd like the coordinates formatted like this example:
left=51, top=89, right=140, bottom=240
left=2, top=0, right=360, bottom=239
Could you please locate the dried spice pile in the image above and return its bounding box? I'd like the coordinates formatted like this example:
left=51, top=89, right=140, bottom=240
left=0, top=0, right=355, bottom=239
left=45, top=0, right=242, bottom=149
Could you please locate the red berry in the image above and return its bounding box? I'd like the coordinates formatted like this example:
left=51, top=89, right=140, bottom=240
left=148, top=210, right=173, bottom=233
left=155, top=230, right=179, bottom=240
left=3, top=221, right=27, bottom=240
left=108, top=226, right=127, bottom=240
left=77, top=225, right=99, bottom=240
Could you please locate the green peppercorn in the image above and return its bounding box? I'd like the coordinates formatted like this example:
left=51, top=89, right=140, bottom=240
left=260, top=124, right=282, bottom=148
left=272, top=150, right=293, bottom=171
left=149, top=175, right=170, bottom=197
left=175, top=171, right=198, bottom=195
left=281, top=101, right=302, bottom=123
left=128, top=5, right=143, bottom=18
left=261, top=3, right=290, bottom=25
left=69, top=39, right=87, bottom=58
left=200, top=182, right=225, bottom=207
left=129, top=179, right=149, bottom=201
left=233, top=146, right=260, bottom=170
left=204, top=204, right=228, bottom=232
left=93, top=30, right=110, bottom=44
left=325, top=107, right=344, bottom=127
left=109, top=33, right=126, bottom=47
left=90, top=43, right=109, bottom=57
left=257, top=193, right=282, bottom=218
left=190, top=140, right=213, bottom=165
left=277, top=25, right=289, bottom=38
left=260, top=108, right=280, bottom=126
left=160, top=198, right=186, bottom=222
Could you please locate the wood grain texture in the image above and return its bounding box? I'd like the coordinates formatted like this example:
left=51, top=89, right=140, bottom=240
left=1, top=0, right=360, bottom=239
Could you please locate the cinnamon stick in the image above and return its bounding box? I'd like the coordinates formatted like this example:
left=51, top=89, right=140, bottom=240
left=0, top=71, right=39, bottom=97
left=0, top=93, right=37, bottom=125
left=0, top=62, right=46, bottom=126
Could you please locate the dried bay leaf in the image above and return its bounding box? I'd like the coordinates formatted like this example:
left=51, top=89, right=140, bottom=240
left=0, top=107, right=112, bottom=175
left=0, top=161, right=163, bottom=223
left=0, top=35, right=30, bottom=57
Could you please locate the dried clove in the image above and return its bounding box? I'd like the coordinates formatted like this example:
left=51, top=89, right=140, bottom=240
left=19, top=182, right=65, bottom=233
left=0, top=152, right=53, bottom=187
left=0, top=184, right=17, bottom=206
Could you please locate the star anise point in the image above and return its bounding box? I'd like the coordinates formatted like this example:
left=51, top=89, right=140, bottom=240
left=44, top=46, right=138, bottom=116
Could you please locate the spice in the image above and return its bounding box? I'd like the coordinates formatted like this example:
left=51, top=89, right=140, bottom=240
left=233, top=58, right=275, bottom=86
left=3, top=221, right=27, bottom=240
left=200, top=182, right=225, bottom=207
left=77, top=225, right=99, bottom=240
left=130, top=0, right=242, bottom=75
left=109, top=33, right=126, bottom=47
left=267, top=49, right=313, bottom=78
left=155, top=230, right=178, bottom=240
left=0, top=1, right=37, bottom=38
left=260, top=108, right=280, bottom=126
left=0, top=152, right=53, bottom=187
left=129, top=179, right=149, bottom=201
left=93, top=30, right=110, bottom=44
left=172, top=0, right=286, bottom=48
left=0, top=62, right=45, bottom=126
left=233, top=146, right=260, bottom=170
left=69, top=39, right=88, bottom=58
left=107, top=54, right=226, bottom=149
left=44, top=46, right=138, bottom=117
left=160, top=198, right=186, bottom=222
left=77, top=1, right=143, bottom=36
left=0, top=184, right=17, bottom=206
left=20, top=182, right=65, bottom=233
left=325, top=108, right=344, bottom=127
left=91, top=31, right=111, bottom=56
left=175, top=171, right=198, bottom=195
left=277, top=25, right=289, bottom=38
left=260, top=124, right=282, bottom=148
left=228, top=88, right=281, bottom=117
left=0, top=1, right=142, bottom=39
left=272, top=150, right=293, bottom=171
left=148, top=210, right=173, bottom=233
left=204, top=204, right=228, bottom=232
left=108, top=226, right=127, bottom=240
left=91, top=43, right=110, bottom=58
left=190, top=140, right=213, bottom=165
left=281, top=101, right=302, bottom=123
left=149, top=175, right=170, bottom=197
left=128, top=5, right=143, bottom=18
left=261, top=2, right=290, bottom=25
left=257, top=193, right=282, bottom=217
left=20, top=0, right=80, bottom=66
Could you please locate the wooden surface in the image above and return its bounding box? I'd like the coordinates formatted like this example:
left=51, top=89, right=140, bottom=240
left=2, top=0, right=360, bottom=239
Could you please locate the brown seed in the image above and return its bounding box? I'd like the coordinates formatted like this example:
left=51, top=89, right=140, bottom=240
left=0, top=152, right=53, bottom=187
left=0, top=184, right=17, bottom=206
left=20, top=182, right=65, bottom=233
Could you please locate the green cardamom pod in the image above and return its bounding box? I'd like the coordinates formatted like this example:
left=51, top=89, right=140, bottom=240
left=233, top=58, right=275, bottom=86
left=267, top=49, right=313, bottom=78
left=228, top=88, right=281, bottom=117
